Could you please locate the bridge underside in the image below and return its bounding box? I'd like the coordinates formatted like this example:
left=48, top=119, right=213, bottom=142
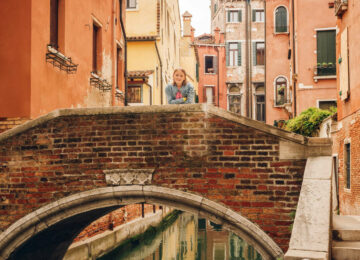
left=9, top=206, right=119, bottom=260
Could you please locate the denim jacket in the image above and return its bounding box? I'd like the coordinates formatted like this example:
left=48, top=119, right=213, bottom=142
left=165, top=82, right=195, bottom=104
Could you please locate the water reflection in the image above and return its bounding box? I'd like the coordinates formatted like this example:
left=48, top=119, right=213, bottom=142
left=98, top=211, right=262, bottom=260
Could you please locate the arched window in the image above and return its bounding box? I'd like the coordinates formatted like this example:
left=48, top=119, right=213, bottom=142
left=275, top=6, right=287, bottom=33
left=275, top=77, right=287, bottom=106
left=228, top=84, right=241, bottom=114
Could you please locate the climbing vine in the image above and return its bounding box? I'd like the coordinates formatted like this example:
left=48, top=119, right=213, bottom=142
left=284, top=107, right=336, bottom=137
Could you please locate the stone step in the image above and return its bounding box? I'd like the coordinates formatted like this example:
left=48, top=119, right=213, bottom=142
left=333, top=215, right=360, bottom=241
left=332, top=241, right=360, bottom=260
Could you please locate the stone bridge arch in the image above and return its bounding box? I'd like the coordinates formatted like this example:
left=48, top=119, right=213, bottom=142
left=0, top=104, right=332, bottom=259
left=0, top=186, right=282, bottom=260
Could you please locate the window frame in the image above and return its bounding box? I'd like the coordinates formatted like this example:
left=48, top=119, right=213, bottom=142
left=254, top=42, right=265, bottom=66
left=203, top=85, right=216, bottom=105
left=204, top=55, right=216, bottom=74
left=126, top=0, right=137, bottom=10
left=344, top=140, right=351, bottom=190
left=227, top=84, right=242, bottom=114
left=253, top=9, right=265, bottom=23
left=274, top=76, right=288, bottom=107
left=317, top=99, right=337, bottom=110
left=229, top=42, right=239, bottom=67
left=315, top=28, right=336, bottom=77
left=127, top=85, right=143, bottom=104
left=274, top=6, right=289, bottom=34
left=226, top=9, right=242, bottom=23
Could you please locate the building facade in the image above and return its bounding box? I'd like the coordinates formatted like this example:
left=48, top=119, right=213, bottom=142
left=126, top=0, right=183, bottom=106
left=0, top=0, right=126, bottom=126
left=331, top=0, right=360, bottom=215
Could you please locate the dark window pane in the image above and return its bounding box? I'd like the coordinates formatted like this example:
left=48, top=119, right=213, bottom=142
left=275, top=6, right=287, bottom=32
left=319, top=100, right=337, bottom=111
left=205, top=56, right=214, bottom=73
left=346, top=143, right=351, bottom=189
left=50, top=0, right=59, bottom=48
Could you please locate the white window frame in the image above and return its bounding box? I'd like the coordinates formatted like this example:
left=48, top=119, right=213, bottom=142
left=274, top=5, right=289, bottom=34
left=316, top=99, right=337, bottom=109
left=227, top=84, right=242, bottom=112
left=273, top=75, right=289, bottom=107
left=225, top=8, right=241, bottom=23
left=253, top=8, right=265, bottom=23
left=229, top=42, right=239, bottom=67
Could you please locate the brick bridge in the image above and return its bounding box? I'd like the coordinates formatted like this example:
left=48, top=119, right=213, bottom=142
left=0, top=104, right=331, bottom=260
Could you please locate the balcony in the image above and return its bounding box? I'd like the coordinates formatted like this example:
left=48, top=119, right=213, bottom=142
left=46, top=45, right=78, bottom=74
left=335, top=0, right=348, bottom=17
left=313, top=63, right=336, bottom=82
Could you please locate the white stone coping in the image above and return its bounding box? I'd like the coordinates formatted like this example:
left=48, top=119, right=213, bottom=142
left=0, top=104, right=331, bottom=147
left=0, top=186, right=283, bottom=260
left=285, top=156, right=332, bottom=260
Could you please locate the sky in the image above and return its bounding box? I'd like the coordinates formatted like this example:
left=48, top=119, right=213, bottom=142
left=179, top=0, right=211, bottom=36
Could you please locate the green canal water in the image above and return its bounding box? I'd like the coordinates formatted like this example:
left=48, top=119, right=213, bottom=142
left=98, top=211, right=262, bottom=260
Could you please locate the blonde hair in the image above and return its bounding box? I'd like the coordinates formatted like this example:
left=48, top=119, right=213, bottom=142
left=172, top=68, right=187, bottom=87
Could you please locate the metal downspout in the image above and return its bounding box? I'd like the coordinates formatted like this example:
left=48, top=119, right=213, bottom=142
left=155, top=41, right=163, bottom=105
left=245, top=0, right=250, bottom=117
left=264, top=0, right=267, bottom=122
left=292, top=0, right=297, bottom=117
left=119, top=0, right=128, bottom=106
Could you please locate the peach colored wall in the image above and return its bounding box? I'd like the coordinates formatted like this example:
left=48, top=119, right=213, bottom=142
left=294, top=0, right=337, bottom=115
left=197, top=44, right=226, bottom=110
left=337, top=0, right=360, bottom=120
left=0, top=0, right=31, bottom=117
left=0, top=0, right=125, bottom=119
left=265, top=0, right=290, bottom=125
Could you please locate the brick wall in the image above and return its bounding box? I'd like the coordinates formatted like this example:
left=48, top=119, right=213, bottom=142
left=332, top=110, right=360, bottom=215
left=73, top=204, right=159, bottom=243
left=0, top=117, right=29, bottom=134
left=0, top=109, right=307, bottom=251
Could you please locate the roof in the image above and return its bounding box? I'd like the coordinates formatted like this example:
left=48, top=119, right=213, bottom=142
left=128, top=70, right=154, bottom=79
left=182, top=11, right=192, bottom=17
left=127, top=36, right=158, bottom=41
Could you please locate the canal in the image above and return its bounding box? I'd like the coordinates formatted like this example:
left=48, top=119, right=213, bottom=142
left=98, top=211, right=263, bottom=260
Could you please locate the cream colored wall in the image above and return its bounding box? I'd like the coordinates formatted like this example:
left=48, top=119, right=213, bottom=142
left=180, top=36, right=198, bottom=96
left=126, top=0, right=157, bottom=36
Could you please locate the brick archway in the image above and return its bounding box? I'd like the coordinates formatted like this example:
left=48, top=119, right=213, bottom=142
left=0, top=186, right=283, bottom=260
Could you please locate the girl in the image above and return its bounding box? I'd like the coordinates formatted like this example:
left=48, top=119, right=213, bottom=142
left=165, top=68, right=195, bottom=104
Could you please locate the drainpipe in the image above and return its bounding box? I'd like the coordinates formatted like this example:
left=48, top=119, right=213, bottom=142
left=145, top=82, right=153, bottom=105
left=292, top=0, right=297, bottom=117
left=264, top=0, right=267, bottom=122
left=155, top=41, right=163, bottom=105
left=249, top=0, right=253, bottom=119
left=245, top=0, right=250, bottom=117
left=111, top=0, right=116, bottom=106
left=119, top=0, right=128, bottom=106
left=215, top=46, right=220, bottom=107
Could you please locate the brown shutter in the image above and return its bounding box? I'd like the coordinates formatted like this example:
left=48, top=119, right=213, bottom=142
left=203, top=87, right=207, bottom=103
left=212, top=87, right=216, bottom=104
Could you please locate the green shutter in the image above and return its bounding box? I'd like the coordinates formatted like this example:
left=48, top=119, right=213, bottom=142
left=275, top=7, right=287, bottom=32
left=252, top=10, right=256, bottom=22
left=237, top=42, right=241, bottom=66
left=317, top=30, right=336, bottom=64
left=253, top=42, right=257, bottom=66
left=226, top=42, right=230, bottom=66
left=196, top=63, right=199, bottom=81
left=227, top=11, right=230, bottom=22
left=238, top=10, right=242, bottom=22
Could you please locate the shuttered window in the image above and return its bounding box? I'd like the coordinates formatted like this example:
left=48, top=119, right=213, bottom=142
left=228, top=42, right=241, bottom=66
left=227, top=10, right=242, bottom=22
left=317, top=30, right=336, bottom=67
left=127, top=0, right=136, bottom=9
left=92, top=23, right=102, bottom=73
left=345, top=143, right=351, bottom=189
left=253, top=42, right=264, bottom=66
left=252, top=10, right=264, bottom=22
left=275, top=6, right=287, bottom=33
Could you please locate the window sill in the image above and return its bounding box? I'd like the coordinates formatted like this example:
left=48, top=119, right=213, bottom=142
left=226, top=22, right=241, bottom=24
left=90, top=72, right=112, bottom=91
left=128, top=103, right=144, bottom=106
left=274, top=102, right=291, bottom=108
left=126, top=7, right=139, bottom=11
left=46, top=45, right=78, bottom=74
left=313, top=75, right=336, bottom=82
left=226, top=66, right=240, bottom=68
left=274, top=32, right=289, bottom=35
left=204, top=73, right=216, bottom=75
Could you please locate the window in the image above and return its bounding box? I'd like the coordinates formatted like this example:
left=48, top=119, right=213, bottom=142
left=316, top=30, right=336, bottom=76
left=116, top=46, right=122, bottom=89
left=253, top=42, right=265, bottom=66
left=126, top=0, right=136, bottom=9
left=50, top=0, right=59, bottom=48
left=227, top=10, right=242, bottom=22
left=275, top=6, right=288, bottom=33
left=228, top=84, right=241, bottom=114
left=203, top=86, right=215, bottom=104
left=345, top=142, right=351, bottom=189
left=253, top=10, right=264, bottom=22
left=128, top=85, right=142, bottom=103
left=275, top=77, right=287, bottom=106
left=205, top=56, right=216, bottom=73
left=227, top=42, right=241, bottom=66
left=214, top=3, right=217, bottom=13
left=318, top=100, right=337, bottom=111
left=92, top=23, right=102, bottom=73
left=255, top=85, right=265, bottom=122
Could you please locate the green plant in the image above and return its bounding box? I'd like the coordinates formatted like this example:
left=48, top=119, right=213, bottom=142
left=284, top=107, right=336, bottom=137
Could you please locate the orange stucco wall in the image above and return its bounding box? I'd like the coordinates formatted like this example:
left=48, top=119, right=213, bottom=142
left=0, top=0, right=125, bottom=119
left=0, top=0, right=31, bottom=117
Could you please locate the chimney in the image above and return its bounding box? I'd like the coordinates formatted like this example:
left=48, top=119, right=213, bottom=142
left=191, top=27, right=195, bottom=42
left=182, top=11, right=192, bottom=37
left=214, top=27, right=220, bottom=44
